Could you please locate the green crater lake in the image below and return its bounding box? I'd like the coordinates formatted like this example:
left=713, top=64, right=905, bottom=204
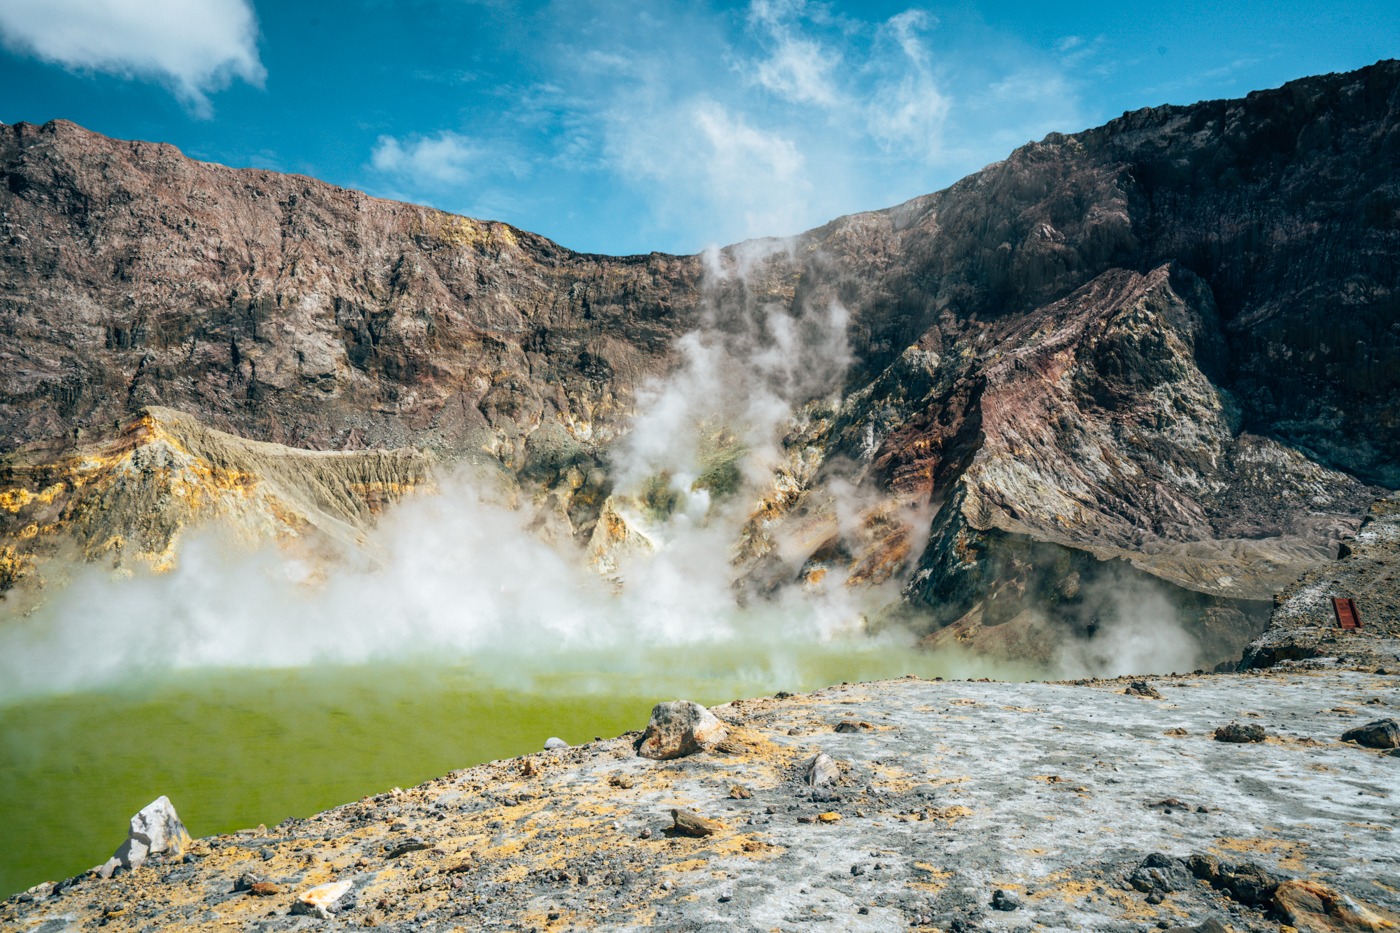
left=0, top=641, right=1026, bottom=897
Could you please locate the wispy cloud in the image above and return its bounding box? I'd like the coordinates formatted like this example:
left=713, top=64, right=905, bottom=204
left=365, top=0, right=1091, bottom=253
left=372, top=131, right=485, bottom=188
left=0, top=0, right=263, bottom=117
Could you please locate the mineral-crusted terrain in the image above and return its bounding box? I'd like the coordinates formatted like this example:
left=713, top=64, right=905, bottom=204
left=3, top=61, right=1399, bottom=660
left=4, top=670, right=1397, bottom=932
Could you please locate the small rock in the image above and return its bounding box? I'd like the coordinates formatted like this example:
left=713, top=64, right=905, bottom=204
left=834, top=720, right=873, bottom=733
left=292, top=880, right=355, bottom=919
left=1161, top=921, right=1229, bottom=933
left=728, top=785, right=752, bottom=800
left=803, top=752, right=840, bottom=787
left=97, top=796, right=192, bottom=879
left=249, top=882, right=282, bottom=897
left=817, top=811, right=841, bottom=823
left=1130, top=853, right=1192, bottom=893
left=1340, top=718, right=1400, bottom=749
left=636, top=701, right=727, bottom=760
left=386, top=838, right=432, bottom=858
left=1164, top=727, right=1189, bottom=737
left=1126, top=681, right=1163, bottom=699
left=991, top=889, right=1021, bottom=911
left=670, top=808, right=722, bottom=838
left=544, top=737, right=569, bottom=750
left=1213, top=722, right=1267, bottom=743
left=1187, top=854, right=1280, bottom=907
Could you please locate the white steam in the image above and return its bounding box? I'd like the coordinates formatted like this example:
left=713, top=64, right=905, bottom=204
left=0, top=241, right=1209, bottom=701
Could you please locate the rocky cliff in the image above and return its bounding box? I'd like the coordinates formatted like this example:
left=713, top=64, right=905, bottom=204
left=3, top=61, right=1399, bottom=667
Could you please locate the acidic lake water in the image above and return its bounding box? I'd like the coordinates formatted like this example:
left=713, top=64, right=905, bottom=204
left=0, top=642, right=1030, bottom=898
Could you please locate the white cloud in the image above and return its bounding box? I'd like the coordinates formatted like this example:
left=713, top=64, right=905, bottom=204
left=0, top=0, right=264, bottom=117
left=748, top=0, right=844, bottom=108
left=362, top=0, right=1090, bottom=253
left=866, top=10, right=950, bottom=159
left=371, top=131, right=485, bottom=188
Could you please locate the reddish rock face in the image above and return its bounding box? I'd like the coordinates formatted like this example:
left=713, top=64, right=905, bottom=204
left=2, top=61, right=1398, bottom=666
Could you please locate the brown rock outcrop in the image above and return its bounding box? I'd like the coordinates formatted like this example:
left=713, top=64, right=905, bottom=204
left=4, top=61, right=1399, bottom=666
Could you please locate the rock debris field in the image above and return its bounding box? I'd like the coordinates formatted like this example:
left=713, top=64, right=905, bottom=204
left=5, top=670, right=1398, bottom=933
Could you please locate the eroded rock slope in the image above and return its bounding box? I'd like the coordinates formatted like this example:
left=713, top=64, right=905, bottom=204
left=3, top=61, right=1399, bottom=664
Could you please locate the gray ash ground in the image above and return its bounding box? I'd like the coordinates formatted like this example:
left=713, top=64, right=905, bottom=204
left=5, top=670, right=1397, bottom=933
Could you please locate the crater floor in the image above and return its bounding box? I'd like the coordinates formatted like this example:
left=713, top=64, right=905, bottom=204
left=5, top=669, right=1398, bottom=932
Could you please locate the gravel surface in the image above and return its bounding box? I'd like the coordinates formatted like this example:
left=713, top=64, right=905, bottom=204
left=5, top=670, right=1397, bottom=932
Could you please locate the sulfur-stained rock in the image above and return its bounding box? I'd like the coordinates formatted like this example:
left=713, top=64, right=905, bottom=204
left=97, top=796, right=191, bottom=879
left=1340, top=718, right=1400, bottom=749
left=669, top=808, right=722, bottom=838
left=636, top=701, right=726, bottom=760
left=1273, top=879, right=1397, bottom=932
left=291, top=880, right=355, bottom=919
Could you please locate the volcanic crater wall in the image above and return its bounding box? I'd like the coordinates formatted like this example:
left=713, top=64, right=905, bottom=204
left=3, top=61, right=1399, bottom=665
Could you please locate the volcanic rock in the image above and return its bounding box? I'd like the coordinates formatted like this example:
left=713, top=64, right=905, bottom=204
left=3, top=63, right=1400, bottom=671
left=291, top=880, right=354, bottom=919
left=1341, top=718, right=1400, bottom=749
left=635, top=700, right=726, bottom=760
left=1213, top=722, right=1268, bottom=743
left=97, top=796, right=190, bottom=879
left=803, top=751, right=840, bottom=787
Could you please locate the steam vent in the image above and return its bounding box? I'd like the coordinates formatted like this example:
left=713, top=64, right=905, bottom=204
left=3, top=43, right=1399, bottom=933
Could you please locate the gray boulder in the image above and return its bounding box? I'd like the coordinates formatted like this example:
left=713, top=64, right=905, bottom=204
left=636, top=700, right=727, bottom=760
left=97, top=796, right=191, bottom=878
left=544, top=737, right=569, bottom=750
left=804, top=752, right=840, bottom=787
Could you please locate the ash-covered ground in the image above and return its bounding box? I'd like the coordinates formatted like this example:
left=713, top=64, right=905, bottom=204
left=6, top=668, right=1396, bottom=933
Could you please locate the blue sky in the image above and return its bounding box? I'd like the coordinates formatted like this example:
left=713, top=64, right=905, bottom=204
left=1, top=1, right=1396, bottom=256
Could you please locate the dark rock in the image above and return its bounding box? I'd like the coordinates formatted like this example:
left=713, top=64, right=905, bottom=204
left=386, top=838, right=432, bottom=858
left=1187, top=855, right=1281, bottom=907
left=1130, top=853, right=1192, bottom=893
left=1125, top=681, right=1163, bottom=699
left=1340, top=718, right=1400, bottom=749
left=990, top=889, right=1021, bottom=911
left=1213, top=722, right=1267, bottom=743
left=1161, top=920, right=1230, bottom=933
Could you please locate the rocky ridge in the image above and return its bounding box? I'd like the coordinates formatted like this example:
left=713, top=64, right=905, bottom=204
left=3, top=61, right=1400, bottom=665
